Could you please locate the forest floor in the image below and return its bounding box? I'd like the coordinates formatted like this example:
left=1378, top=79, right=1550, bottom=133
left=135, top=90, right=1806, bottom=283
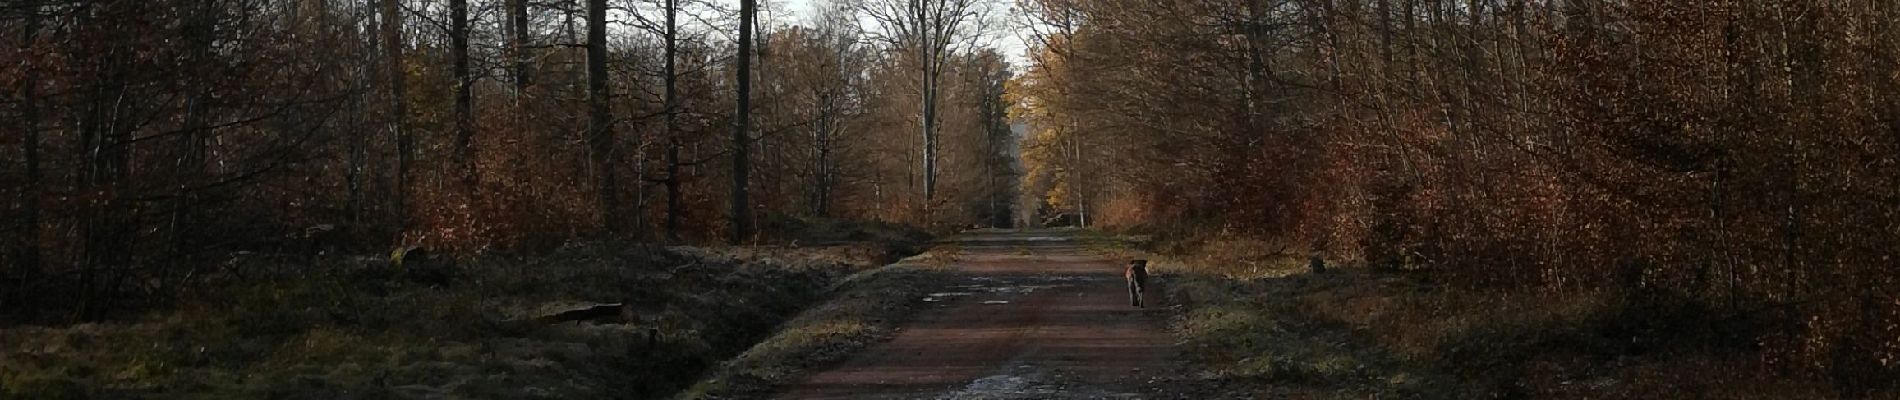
left=1155, top=237, right=1869, bottom=399
left=0, top=220, right=933, bottom=399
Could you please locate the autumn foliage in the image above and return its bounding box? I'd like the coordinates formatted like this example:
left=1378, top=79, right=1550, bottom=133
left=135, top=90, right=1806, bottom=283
left=1016, top=0, right=1900, bottom=391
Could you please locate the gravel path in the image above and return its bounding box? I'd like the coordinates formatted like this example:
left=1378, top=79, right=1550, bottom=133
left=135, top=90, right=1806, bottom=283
left=773, top=231, right=1191, bottom=399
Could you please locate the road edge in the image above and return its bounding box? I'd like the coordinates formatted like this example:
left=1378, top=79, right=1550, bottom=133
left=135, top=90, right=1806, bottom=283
left=673, top=251, right=958, bottom=400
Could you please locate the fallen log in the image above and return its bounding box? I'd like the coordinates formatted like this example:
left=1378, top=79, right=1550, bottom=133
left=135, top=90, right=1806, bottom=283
left=535, top=303, right=634, bottom=324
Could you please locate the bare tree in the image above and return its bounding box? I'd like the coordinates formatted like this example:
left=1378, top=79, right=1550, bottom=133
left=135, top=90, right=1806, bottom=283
left=511, top=0, right=532, bottom=98
left=974, top=52, right=1012, bottom=227
left=861, top=0, right=990, bottom=211
left=13, top=2, right=45, bottom=306
left=731, top=0, right=757, bottom=243
left=383, top=0, right=411, bottom=231
left=808, top=0, right=865, bottom=218
left=165, top=0, right=218, bottom=294
left=587, top=0, right=618, bottom=232
left=664, top=0, right=683, bottom=241
left=347, top=0, right=374, bottom=227
left=452, top=0, right=475, bottom=188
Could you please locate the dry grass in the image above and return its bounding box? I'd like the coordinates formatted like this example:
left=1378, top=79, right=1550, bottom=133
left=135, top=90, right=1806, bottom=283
left=1136, top=232, right=1886, bottom=399
left=1293, top=280, right=1853, bottom=399
left=1164, top=270, right=1443, bottom=399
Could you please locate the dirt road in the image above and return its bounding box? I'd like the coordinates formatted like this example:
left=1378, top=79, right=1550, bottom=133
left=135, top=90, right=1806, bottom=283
left=772, top=230, right=1189, bottom=399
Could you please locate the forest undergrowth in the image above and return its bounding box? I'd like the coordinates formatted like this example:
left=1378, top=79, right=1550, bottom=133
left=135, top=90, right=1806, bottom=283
left=1115, top=234, right=1892, bottom=399
left=0, top=220, right=929, bottom=399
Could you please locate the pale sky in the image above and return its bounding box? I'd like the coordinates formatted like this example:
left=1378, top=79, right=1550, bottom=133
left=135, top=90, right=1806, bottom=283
left=760, top=0, right=1035, bottom=70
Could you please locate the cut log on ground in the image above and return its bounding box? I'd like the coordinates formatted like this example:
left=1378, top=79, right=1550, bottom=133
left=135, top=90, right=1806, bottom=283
left=535, top=303, right=635, bottom=324
left=533, top=302, right=666, bottom=353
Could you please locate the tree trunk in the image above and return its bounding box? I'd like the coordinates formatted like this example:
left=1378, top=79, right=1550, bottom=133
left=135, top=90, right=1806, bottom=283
left=920, top=52, right=939, bottom=213
left=587, top=0, right=617, bottom=233
left=1459, top=0, right=1483, bottom=174
left=813, top=90, right=834, bottom=218
left=348, top=3, right=374, bottom=227
left=918, top=0, right=939, bottom=209
left=168, top=0, right=216, bottom=294
left=565, top=0, right=578, bottom=91
left=1243, top=0, right=1268, bottom=140
left=511, top=0, right=531, bottom=97
left=923, top=64, right=938, bottom=203
left=452, top=0, right=475, bottom=189
left=77, top=21, right=136, bottom=319
left=383, top=0, right=411, bottom=231
left=731, top=0, right=757, bottom=244
left=1070, top=135, right=1087, bottom=228
left=14, top=5, right=44, bottom=305
left=1403, top=0, right=1419, bottom=91
left=1782, top=1, right=1821, bottom=302
left=1377, top=0, right=1392, bottom=67
left=633, top=135, right=649, bottom=239
left=665, top=0, right=684, bottom=241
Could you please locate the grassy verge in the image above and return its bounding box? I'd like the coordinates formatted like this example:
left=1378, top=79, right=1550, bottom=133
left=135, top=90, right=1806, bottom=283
left=1153, top=235, right=1874, bottom=399
left=0, top=236, right=925, bottom=399
left=673, top=255, right=950, bottom=399
left=1081, top=232, right=1437, bottom=397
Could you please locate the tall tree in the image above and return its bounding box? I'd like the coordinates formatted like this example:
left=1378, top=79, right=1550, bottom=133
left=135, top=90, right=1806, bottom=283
left=383, top=0, right=412, bottom=231
left=13, top=2, right=44, bottom=306
left=807, top=22, right=850, bottom=218
left=974, top=53, right=1013, bottom=227
left=664, top=0, right=684, bottom=241
left=731, top=0, right=757, bottom=243
left=587, top=0, right=617, bottom=232
left=863, top=0, right=986, bottom=211
left=167, top=0, right=218, bottom=293
left=451, top=0, right=475, bottom=188
left=510, top=0, right=531, bottom=97
left=347, top=2, right=374, bottom=226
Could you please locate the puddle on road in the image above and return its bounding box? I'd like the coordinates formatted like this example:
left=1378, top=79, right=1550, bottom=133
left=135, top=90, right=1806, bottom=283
left=957, top=278, right=1088, bottom=296
left=934, top=364, right=1142, bottom=400
left=926, top=275, right=1109, bottom=304
left=936, top=370, right=1056, bottom=400
left=923, top=292, right=976, bottom=302
left=1039, top=276, right=1112, bottom=283
left=988, top=285, right=1065, bottom=295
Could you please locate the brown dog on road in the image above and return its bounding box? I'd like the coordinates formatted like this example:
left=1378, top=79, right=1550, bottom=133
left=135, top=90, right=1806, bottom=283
left=1125, top=259, right=1150, bottom=308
